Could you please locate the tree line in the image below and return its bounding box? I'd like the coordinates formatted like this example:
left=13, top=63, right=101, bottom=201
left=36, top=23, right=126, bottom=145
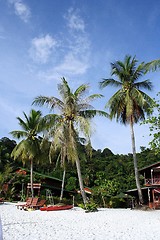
left=0, top=137, right=160, bottom=207
left=0, top=55, right=160, bottom=208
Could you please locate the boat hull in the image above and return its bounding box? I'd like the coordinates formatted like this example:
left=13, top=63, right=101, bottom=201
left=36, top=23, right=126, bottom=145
left=40, top=205, right=73, bottom=211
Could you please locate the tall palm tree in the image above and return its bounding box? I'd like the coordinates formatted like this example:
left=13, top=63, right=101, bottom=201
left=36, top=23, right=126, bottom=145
left=99, top=55, right=154, bottom=204
left=33, top=77, right=108, bottom=206
left=10, top=109, right=46, bottom=197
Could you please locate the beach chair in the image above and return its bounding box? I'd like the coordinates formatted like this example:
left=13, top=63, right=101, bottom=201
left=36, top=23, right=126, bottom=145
left=32, top=199, right=46, bottom=210
left=16, top=197, right=33, bottom=209
left=0, top=198, right=4, bottom=204
left=27, top=198, right=39, bottom=209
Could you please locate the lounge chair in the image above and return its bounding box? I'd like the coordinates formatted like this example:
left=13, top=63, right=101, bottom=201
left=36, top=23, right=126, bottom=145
left=16, top=197, right=33, bottom=209
left=32, top=199, right=46, bottom=210
left=27, top=198, right=39, bottom=209
left=0, top=198, right=4, bottom=204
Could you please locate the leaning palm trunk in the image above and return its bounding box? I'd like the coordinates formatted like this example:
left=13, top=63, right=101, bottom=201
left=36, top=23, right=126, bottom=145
left=60, top=168, right=66, bottom=202
left=69, top=123, right=88, bottom=207
left=30, top=159, right=34, bottom=198
left=130, top=121, right=143, bottom=204
left=75, top=157, right=88, bottom=207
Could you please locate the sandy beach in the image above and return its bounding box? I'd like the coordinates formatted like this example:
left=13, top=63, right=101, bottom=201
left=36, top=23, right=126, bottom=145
left=1, top=202, right=160, bottom=240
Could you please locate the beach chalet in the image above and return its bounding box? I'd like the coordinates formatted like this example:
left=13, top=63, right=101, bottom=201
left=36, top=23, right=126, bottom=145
left=15, top=168, right=62, bottom=196
left=5, top=168, right=74, bottom=199
left=126, top=161, right=160, bottom=209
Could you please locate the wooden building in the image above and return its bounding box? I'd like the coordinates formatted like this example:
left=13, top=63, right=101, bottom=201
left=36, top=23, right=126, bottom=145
left=126, top=161, right=160, bottom=209
left=14, top=168, right=74, bottom=200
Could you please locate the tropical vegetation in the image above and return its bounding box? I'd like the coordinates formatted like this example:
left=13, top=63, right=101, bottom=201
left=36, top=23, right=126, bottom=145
left=1, top=55, right=160, bottom=209
left=144, top=92, right=160, bottom=154
left=1, top=136, right=160, bottom=207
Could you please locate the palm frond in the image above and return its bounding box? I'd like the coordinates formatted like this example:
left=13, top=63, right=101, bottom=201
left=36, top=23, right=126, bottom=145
left=79, top=110, right=109, bottom=119
left=11, top=140, right=33, bottom=162
left=32, top=96, right=64, bottom=111
left=84, top=94, right=104, bottom=102
left=74, top=84, right=89, bottom=99
left=75, top=116, right=92, bottom=138
left=145, top=59, right=160, bottom=72
left=10, top=130, right=28, bottom=139
left=99, top=79, right=122, bottom=89
left=41, top=114, right=60, bottom=130
left=132, top=62, right=146, bottom=81
left=77, top=103, right=94, bottom=111
left=58, top=77, right=72, bottom=101
left=107, top=90, right=126, bottom=120
left=16, top=116, right=29, bottom=132
left=134, top=79, right=153, bottom=91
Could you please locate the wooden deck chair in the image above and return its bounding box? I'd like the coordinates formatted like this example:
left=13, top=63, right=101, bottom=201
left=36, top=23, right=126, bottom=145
left=33, top=199, right=46, bottom=210
left=0, top=198, right=4, bottom=204
left=28, top=198, right=39, bottom=209
left=16, top=197, right=33, bottom=209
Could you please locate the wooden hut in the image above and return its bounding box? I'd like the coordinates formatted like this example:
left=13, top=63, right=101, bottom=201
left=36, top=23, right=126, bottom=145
left=126, top=161, right=160, bottom=209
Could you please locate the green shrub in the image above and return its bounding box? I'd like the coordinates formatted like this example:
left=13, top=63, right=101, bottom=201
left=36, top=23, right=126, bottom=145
left=79, top=201, right=98, bottom=212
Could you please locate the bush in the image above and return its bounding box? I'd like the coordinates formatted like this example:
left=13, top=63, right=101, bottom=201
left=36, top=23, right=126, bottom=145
left=78, top=201, right=98, bottom=212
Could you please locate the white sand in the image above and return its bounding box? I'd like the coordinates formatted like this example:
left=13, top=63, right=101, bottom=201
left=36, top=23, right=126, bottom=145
left=1, top=203, right=160, bottom=240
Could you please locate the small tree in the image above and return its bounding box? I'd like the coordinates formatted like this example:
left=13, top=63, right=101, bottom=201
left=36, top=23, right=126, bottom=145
left=10, top=109, right=46, bottom=197
left=143, top=93, right=160, bottom=154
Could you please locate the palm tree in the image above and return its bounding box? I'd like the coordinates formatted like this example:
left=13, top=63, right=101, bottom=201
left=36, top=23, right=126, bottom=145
left=33, top=77, right=108, bottom=206
left=10, top=109, right=46, bottom=197
left=99, top=55, right=154, bottom=205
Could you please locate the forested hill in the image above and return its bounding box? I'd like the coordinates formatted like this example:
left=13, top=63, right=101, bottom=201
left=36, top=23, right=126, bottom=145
left=0, top=137, right=160, bottom=202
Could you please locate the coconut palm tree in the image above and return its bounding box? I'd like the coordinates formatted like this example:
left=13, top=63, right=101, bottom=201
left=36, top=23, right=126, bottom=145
left=10, top=109, right=46, bottom=197
left=33, top=77, right=108, bottom=206
left=99, top=55, right=154, bottom=204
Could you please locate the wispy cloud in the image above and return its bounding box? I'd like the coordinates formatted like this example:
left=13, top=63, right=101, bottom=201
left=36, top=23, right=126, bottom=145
left=45, top=8, right=90, bottom=80
left=65, top=8, right=85, bottom=32
left=55, top=8, right=90, bottom=75
left=54, top=52, right=89, bottom=75
left=8, top=0, right=31, bottom=23
left=29, top=34, right=57, bottom=64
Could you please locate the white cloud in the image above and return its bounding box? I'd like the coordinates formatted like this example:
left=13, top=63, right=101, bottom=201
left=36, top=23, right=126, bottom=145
left=65, top=8, right=85, bottom=32
left=8, top=0, right=31, bottom=23
left=54, top=52, right=89, bottom=75
left=29, top=34, right=57, bottom=64
left=53, top=8, right=90, bottom=77
left=30, top=9, right=91, bottom=81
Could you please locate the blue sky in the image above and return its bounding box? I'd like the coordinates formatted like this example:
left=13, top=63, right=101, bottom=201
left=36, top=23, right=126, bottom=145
left=0, top=0, right=160, bottom=154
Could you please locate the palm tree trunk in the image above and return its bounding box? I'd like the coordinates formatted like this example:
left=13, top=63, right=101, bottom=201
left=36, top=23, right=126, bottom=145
left=130, top=121, right=143, bottom=205
left=30, top=159, right=34, bottom=198
left=69, top=123, right=88, bottom=207
left=75, top=157, right=88, bottom=207
left=60, top=168, right=66, bottom=202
